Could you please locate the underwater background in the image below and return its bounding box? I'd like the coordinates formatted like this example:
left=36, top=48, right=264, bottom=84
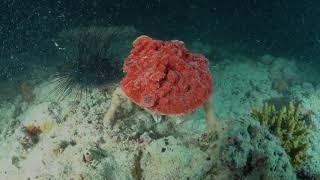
left=1, top=0, right=320, bottom=179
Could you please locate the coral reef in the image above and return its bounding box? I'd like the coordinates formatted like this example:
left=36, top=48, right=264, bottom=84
left=252, top=101, right=311, bottom=168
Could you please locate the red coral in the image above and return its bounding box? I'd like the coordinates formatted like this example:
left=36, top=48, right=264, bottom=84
left=121, top=35, right=213, bottom=115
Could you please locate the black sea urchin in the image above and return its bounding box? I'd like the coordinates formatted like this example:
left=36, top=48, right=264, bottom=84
left=50, top=26, right=137, bottom=100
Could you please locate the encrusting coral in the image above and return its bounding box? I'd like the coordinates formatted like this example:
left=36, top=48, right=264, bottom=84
left=252, top=101, right=311, bottom=168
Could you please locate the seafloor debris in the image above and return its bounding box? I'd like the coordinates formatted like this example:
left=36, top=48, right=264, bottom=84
left=18, top=121, right=54, bottom=149
left=19, top=124, right=42, bottom=149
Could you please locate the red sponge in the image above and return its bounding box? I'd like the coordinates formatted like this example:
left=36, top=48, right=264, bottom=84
left=121, top=35, right=213, bottom=115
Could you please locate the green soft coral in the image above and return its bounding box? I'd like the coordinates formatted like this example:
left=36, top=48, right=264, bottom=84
left=252, top=101, right=311, bottom=168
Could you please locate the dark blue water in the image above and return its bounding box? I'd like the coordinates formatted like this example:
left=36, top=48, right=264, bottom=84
left=1, top=0, right=320, bottom=57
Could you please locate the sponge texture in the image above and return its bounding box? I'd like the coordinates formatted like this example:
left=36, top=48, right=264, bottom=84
left=121, top=35, right=213, bottom=115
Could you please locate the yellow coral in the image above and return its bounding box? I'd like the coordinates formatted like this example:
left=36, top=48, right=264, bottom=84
left=252, top=101, right=311, bottom=168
